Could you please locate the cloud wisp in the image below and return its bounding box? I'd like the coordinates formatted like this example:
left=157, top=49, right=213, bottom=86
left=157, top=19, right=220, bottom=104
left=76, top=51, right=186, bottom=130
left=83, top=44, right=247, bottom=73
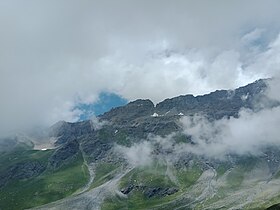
left=179, top=108, right=280, bottom=158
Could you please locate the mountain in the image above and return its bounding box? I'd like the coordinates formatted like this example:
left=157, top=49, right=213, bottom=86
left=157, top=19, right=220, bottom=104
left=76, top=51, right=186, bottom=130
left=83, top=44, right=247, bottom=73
left=1, top=79, right=280, bottom=210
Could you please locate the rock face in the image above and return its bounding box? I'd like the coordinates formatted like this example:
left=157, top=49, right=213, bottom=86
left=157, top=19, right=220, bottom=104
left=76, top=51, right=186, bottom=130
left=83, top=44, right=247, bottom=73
left=81, top=132, right=113, bottom=162
left=42, top=79, right=279, bottom=170
left=0, top=161, right=46, bottom=187
left=97, top=79, right=275, bottom=131
left=155, top=79, right=272, bottom=119
left=49, top=79, right=273, bottom=142
left=49, top=120, right=93, bottom=145
left=143, top=187, right=179, bottom=198
left=48, top=139, right=80, bottom=169
left=101, top=99, right=155, bottom=124
left=121, top=184, right=178, bottom=198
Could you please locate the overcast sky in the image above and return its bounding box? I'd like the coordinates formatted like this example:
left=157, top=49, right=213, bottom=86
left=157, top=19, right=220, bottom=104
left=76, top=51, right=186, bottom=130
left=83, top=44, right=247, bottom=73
left=1, top=0, right=280, bottom=134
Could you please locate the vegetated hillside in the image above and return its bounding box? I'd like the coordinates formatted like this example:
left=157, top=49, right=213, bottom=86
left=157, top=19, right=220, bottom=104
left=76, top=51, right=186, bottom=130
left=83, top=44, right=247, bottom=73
left=1, top=79, right=280, bottom=210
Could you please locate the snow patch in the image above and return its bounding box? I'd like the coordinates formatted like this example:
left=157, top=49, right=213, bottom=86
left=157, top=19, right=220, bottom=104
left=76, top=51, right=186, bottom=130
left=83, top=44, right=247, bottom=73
left=241, top=93, right=249, bottom=101
left=151, top=113, right=159, bottom=117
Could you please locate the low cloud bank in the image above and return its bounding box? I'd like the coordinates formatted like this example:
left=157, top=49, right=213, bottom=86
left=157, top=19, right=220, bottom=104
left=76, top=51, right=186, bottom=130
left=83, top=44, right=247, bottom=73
left=116, top=79, right=280, bottom=164
left=179, top=107, right=280, bottom=158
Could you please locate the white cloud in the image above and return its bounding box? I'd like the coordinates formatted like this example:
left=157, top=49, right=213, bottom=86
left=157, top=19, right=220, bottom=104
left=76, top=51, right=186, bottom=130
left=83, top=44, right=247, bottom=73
left=1, top=0, right=280, bottom=134
left=179, top=105, right=280, bottom=158
left=90, top=116, right=108, bottom=130
left=115, top=141, right=153, bottom=167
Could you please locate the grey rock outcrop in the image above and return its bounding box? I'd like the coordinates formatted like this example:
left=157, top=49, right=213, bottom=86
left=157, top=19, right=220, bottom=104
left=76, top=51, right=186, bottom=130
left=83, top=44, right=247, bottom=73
left=0, top=161, right=46, bottom=188
left=121, top=184, right=178, bottom=198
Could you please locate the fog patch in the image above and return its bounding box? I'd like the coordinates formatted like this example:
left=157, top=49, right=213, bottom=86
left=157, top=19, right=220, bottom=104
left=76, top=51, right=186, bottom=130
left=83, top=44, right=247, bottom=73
left=115, top=141, right=153, bottom=167
left=179, top=106, right=280, bottom=158
left=90, top=116, right=108, bottom=130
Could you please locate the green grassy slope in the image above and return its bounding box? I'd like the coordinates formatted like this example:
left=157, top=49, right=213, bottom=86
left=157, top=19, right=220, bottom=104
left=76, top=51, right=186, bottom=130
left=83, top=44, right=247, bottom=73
left=101, top=163, right=202, bottom=210
left=99, top=156, right=280, bottom=210
left=0, top=149, right=89, bottom=210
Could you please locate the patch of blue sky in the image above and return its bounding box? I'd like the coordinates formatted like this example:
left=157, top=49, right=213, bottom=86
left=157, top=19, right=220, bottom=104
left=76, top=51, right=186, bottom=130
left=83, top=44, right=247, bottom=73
left=76, top=92, right=128, bottom=121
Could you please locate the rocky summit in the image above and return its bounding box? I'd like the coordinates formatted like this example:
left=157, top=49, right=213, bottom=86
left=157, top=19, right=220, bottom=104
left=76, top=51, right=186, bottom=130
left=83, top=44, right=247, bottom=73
left=1, top=79, right=280, bottom=210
